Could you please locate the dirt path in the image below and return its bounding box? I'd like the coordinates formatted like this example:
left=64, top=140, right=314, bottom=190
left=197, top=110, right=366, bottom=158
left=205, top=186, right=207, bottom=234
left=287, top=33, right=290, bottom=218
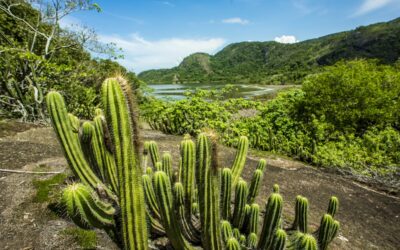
left=0, top=121, right=399, bottom=249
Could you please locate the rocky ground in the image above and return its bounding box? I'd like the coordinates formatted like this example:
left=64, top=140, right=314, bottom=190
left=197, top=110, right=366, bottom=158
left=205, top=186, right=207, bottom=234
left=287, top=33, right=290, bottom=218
left=0, top=120, right=399, bottom=249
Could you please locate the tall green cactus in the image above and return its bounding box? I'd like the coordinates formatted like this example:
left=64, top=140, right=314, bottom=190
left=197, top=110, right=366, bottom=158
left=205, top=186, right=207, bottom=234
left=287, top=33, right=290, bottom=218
left=270, top=229, right=287, bottom=250
left=293, top=195, right=309, bottom=233
left=256, top=158, right=267, bottom=172
left=258, top=193, right=283, bottom=249
left=153, top=171, right=193, bottom=249
left=48, top=77, right=341, bottom=250
left=232, top=179, right=248, bottom=228
left=196, top=133, right=223, bottom=250
left=101, top=77, right=147, bottom=249
left=246, top=203, right=260, bottom=234
left=318, top=214, right=340, bottom=250
left=231, top=136, right=249, bottom=187
left=148, top=141, right=160, bottom=167
left=93, top=115, right=118, bottom=193
left=327, top=196, right=339, bottom=217
left=248, top=168, right=263, bottom=204
left=179, top=135, right=196, bottom=217
left=294, top=233, right=318, bottom=250
left=161, top=152, right=173, bottom=178
left=221, top=168, right=232, bottom=220
left=46, top=92, right=115, bottom=201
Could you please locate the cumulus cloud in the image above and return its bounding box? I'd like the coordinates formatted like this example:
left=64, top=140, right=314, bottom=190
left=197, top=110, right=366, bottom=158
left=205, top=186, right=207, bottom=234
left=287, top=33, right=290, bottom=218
left=274, top=35, right=299, bottom=44
left=99, top=34, right=225, bottom=72
left=222, top=17, right=250, bottom=25
left=353, top=0, right=393, bottom=16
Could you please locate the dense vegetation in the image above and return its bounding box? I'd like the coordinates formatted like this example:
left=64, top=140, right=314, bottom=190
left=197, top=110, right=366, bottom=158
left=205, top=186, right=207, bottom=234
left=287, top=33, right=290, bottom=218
left=139, top=17, right=400, bottom=84
left=141, top=60, right=400, bottom=185
left=0, top=0, right=142, bottom=121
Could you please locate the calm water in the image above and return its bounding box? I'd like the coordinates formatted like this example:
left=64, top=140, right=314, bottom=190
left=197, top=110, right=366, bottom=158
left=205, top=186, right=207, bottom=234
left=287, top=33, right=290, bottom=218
left=147, top=83, right=286, bottom=101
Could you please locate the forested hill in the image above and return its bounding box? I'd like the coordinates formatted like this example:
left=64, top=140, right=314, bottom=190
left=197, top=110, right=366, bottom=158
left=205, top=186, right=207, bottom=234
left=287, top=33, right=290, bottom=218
left=138, top=17, right=400, bottom=84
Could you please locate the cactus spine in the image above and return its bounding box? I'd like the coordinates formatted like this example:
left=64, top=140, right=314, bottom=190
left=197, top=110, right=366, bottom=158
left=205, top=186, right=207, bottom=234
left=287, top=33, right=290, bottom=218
left=231, top=136, right=249, bottom=187
left=102, top=77, right=147, bottom=250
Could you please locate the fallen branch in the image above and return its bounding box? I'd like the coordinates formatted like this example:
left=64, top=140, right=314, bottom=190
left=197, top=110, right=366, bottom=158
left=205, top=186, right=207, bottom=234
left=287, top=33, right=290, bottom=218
left=0, top=168, right=65, bottom=174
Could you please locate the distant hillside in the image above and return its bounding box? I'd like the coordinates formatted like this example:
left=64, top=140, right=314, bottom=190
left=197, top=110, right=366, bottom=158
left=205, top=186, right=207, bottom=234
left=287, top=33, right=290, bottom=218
left=139, top=17, right=400, bottom=84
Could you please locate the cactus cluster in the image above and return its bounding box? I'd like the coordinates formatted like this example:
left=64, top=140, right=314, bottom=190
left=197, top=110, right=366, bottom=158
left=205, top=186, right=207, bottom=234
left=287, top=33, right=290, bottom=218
left=47, top=77, right=340, bottom=250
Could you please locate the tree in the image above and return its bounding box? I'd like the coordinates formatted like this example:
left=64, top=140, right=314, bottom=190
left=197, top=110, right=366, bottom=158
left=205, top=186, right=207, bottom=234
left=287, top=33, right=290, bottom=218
left=0, top=0, right=125, bottom=121
left=300, top=60, right=400, bottom=133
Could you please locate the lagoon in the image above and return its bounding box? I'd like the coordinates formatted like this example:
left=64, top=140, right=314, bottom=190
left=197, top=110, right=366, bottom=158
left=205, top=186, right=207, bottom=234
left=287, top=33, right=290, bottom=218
left=147, top=83, right=292, bottom=101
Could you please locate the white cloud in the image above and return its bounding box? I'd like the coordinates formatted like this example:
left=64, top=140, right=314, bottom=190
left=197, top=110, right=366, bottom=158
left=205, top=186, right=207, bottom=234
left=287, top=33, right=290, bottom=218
left=160, top=1, right=174, bottom=6
left=353, top=0, right=393, bottom=16
left=222, top=17, right=250, bottom=25
left=274, top=35, right=299, bottom=44
left=99, top=34, right=225, bottom=73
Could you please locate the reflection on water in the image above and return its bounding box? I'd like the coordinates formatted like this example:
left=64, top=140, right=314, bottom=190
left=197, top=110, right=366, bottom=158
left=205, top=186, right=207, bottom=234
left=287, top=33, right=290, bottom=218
left=147, top=83, right=283, bottom=101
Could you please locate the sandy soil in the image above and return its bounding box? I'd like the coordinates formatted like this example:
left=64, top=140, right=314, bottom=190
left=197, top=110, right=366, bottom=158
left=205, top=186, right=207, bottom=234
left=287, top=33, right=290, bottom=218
left=0, top=121, right=399, bottom=249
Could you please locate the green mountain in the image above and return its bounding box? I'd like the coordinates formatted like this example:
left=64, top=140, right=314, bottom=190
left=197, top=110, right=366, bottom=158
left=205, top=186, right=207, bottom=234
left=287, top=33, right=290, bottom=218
left=138, top=17, right=400, bottom=84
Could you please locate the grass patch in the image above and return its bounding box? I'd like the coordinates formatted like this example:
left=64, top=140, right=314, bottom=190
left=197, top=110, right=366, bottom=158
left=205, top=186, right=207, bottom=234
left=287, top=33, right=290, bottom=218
left=62, top=227, right=97, bottom=249
left=32, top=173, right=67, bottom=202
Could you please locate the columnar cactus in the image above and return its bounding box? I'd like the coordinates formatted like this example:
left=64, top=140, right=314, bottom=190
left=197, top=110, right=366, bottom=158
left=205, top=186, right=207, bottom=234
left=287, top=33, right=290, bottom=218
left=102, top=78, right=147, bottom=249
left=327, top=196, right=339, bottom=217
left=231, top=136, right=249, bottom=187
left=294, top=233, right=318, bottom=250
left=153, top=171, right=193, bottom=249
left=271, top=229, right=287, bottom=250
left=62, top=183, right=115, bottom=230
left=232, top=179, right=248, bottom=228
left=221, top=168, right=232, bottom=220
left=247, top=168, right=263, bottom=204
left=47, top=76, right=341, bottom=250
left=317, top=214, right=340, bottom=250
left=293, top=195, right=309, bottom=233
left=258, top=193, right=283, bottom=249
left=196, top=133, right=223, bottom=250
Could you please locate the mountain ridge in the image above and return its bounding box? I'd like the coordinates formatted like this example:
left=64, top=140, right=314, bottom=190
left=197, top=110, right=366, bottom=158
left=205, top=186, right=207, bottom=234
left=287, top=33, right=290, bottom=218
left=139, top=17, right=400, bottom=84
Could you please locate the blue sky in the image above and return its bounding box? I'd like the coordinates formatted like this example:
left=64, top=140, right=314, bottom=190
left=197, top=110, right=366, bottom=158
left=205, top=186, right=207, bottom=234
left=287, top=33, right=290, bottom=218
left=61, top=0, right=400, bottom=73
